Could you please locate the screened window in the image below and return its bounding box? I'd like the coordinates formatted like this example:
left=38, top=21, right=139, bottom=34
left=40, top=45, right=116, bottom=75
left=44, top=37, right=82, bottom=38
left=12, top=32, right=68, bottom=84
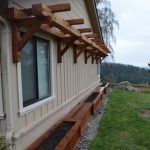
left=21, top=37, right=51, bottom=107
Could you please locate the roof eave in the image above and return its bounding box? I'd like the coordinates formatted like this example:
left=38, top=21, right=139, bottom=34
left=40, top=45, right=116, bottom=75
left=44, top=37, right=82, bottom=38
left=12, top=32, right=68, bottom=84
left=84, top=0, right=103, bottom=41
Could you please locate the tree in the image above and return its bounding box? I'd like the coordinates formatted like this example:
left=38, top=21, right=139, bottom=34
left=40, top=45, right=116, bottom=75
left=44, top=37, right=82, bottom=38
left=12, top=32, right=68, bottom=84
left=96, top=0, right=119, bottom=60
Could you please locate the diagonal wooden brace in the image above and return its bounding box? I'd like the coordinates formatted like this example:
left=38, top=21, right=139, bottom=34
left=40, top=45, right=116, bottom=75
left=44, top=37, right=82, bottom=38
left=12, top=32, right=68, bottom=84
left=57, top=37, right=77, bottom=63
left=73, top=43, right=88, bottom=63
left=12, top=21, right=43, bottom=63
left=84, top=50, right=92, bottom=64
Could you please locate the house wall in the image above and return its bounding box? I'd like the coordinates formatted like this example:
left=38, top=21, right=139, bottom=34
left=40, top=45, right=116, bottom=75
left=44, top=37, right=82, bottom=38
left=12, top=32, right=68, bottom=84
left=0, top=0, right=100, bottom=149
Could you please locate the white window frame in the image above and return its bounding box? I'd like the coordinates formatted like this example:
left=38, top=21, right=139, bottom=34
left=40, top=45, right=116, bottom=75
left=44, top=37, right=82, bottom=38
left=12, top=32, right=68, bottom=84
left=17, top=34, right=56, bottom=116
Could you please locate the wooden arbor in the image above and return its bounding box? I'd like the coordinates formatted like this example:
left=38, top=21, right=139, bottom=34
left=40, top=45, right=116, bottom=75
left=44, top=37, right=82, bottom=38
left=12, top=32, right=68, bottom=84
left=8, top=3, right=109, bottom=64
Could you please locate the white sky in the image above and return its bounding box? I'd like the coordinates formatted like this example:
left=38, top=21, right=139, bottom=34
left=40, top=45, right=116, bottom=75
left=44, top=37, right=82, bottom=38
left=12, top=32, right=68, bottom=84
left=110, top=0, right=150, bottom=67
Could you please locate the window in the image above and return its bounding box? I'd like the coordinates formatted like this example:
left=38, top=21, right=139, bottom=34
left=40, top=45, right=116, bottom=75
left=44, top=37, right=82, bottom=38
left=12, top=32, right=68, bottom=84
left=21, top=36, right=51, bottom=107
left=97, top=62, right=100, bottom=76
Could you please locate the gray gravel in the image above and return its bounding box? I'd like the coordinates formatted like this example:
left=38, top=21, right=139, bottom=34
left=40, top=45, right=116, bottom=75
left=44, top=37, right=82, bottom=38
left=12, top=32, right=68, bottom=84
left=76, top=90, right=111, bottom=150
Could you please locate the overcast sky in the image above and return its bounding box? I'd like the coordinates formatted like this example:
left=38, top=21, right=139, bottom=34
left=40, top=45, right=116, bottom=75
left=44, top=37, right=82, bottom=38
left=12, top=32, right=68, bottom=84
left=110, top=0, right=150, bottom=67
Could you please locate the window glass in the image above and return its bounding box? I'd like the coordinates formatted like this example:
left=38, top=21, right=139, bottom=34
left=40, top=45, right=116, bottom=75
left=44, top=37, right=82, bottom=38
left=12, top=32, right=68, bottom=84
left=21, top=37, right=51, bottom=107
left=21, top=38, right=38, bottom=105
left=37, top=38, right=50, bottom=98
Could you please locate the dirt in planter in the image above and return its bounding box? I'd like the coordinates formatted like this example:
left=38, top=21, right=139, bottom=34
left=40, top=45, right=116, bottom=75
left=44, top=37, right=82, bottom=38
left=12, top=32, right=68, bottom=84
left=85, top=92, right=99, bottom=103
left=37, top=122, right=74, bottom=150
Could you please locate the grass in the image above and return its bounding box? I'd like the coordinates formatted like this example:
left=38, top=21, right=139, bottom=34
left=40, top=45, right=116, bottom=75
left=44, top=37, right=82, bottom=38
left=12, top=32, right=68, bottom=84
left=89, top=89, right=150, bottom=150
left=0, top=138, right=5, bottom=150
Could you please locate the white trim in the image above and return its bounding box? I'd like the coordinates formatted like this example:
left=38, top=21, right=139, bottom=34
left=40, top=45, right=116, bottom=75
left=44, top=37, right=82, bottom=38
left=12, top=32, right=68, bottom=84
left=0, top=23, right=4, bottom=119
left=13, top=80, right=99, bottom=139
left=0, top=17, right=14, bottom=148
left=17, top=35, right=56, bottom=116
left=19, top=96, right=56, bottom=116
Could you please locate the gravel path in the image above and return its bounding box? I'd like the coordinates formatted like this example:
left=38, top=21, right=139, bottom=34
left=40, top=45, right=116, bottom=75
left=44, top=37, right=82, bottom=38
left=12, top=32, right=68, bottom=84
left=76, top=90, right=111, bottom=150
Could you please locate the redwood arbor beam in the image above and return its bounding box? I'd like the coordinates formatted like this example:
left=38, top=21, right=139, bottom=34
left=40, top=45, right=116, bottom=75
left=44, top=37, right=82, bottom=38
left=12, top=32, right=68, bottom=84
left=23, top=3, right=71, bottom=15
left=8, top=3, right=109, bottom=63
left=40, top=25, right=65, bottom=38
left=8, top=7, right=28, bottom=20
left=66, top=19, right=84, bottom=25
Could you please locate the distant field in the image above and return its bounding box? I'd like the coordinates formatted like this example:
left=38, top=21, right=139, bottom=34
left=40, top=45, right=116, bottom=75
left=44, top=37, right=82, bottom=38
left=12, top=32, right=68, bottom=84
left=135, top=86, right=150, bottom=93
left=89, top=89, right=150, bottom=150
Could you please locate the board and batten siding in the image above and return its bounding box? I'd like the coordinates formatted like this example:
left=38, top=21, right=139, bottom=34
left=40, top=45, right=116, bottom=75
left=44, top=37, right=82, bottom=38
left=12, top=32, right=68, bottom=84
left=1, top=0, right=101, bottom=149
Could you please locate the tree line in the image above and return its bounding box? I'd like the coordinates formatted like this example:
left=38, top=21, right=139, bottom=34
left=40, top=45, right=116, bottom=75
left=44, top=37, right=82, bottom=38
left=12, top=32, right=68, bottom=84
left=101, top=63, right=150, bottom=85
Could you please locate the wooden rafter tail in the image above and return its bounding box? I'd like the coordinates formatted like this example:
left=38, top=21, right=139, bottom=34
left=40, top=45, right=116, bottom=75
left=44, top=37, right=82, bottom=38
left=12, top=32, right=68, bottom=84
left=7, top=7, right=28, bottom=20
left=66, top=18, right=84, bottom=25
left=48, top=3, right=71, bottom=13
left=86, top=34, right=97, bottom=38
left=78, top=28, right=92, bottom=33
left=23, top=3, right=71, bottom=15
left=91, top=38, right=102, bottom=42
left=51, top=14, right=80, bottom=36
left=32, top=3, right=52, bottom=17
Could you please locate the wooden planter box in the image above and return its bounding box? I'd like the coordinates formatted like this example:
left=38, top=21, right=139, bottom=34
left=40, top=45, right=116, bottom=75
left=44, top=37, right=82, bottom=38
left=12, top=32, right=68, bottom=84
left=91, top=92, right=102, bottom=115
left=55, top=120, right=81, bottom=150
left=72, top=103, right=92, bottom=135
left=100, top=82, right=109, bottom=94
left=27, top=120, right=80, bottom=150
left=104, top=83, right=109, bottom=94
left=85, top=92, right=102, bottom=115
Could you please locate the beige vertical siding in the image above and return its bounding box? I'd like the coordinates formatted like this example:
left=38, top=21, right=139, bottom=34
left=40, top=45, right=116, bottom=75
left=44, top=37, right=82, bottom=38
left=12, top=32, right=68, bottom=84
left=2, top=0, right=101, bottom=148
left=0, top=120, right=7, bottom=136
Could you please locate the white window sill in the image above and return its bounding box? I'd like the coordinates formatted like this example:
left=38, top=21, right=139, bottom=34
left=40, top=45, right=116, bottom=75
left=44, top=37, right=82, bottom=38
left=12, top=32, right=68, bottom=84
left=19, top=96, right=56, bottom=116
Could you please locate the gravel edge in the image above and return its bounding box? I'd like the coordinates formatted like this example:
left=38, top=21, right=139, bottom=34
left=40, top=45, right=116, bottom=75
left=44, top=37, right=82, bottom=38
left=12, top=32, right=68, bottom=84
left=76, top=90, right=111, bottom=150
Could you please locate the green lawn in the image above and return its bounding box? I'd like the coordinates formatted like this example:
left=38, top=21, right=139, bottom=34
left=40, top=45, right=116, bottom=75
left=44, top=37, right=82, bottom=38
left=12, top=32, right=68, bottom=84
left=89, top=89, right=150, bottom=150
left=0, top=138, right=5, bottom=150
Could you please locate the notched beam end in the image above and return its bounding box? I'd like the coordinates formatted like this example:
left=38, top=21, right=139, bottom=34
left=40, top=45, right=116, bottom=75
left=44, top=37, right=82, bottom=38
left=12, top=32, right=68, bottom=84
left=32, top=3, right=52, bottom=17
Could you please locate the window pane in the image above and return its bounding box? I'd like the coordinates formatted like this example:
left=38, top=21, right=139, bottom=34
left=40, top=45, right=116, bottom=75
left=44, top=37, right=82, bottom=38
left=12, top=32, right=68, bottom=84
left=37, top=38, right=50, bottom=98
left=21, top=38, right=38, bottom=105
